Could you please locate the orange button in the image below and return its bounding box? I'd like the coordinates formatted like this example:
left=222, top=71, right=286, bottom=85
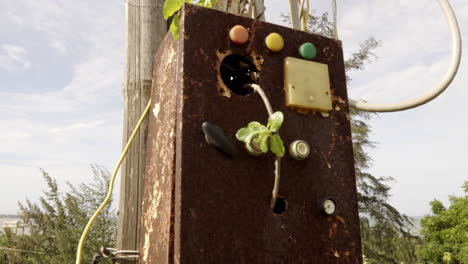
left=229, top=25, right=249, bottom=44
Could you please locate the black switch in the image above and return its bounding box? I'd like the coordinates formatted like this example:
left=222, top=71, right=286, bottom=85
left=202, top=122, right=238, bottom=157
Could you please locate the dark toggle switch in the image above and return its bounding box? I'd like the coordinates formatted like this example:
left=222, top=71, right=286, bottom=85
left=202, top=122, right=238, bottom=157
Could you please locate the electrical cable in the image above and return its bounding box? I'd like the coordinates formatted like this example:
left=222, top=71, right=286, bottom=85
left=75, top=99, right=152, bottom=264
left=348, top=0, right=462, bottom=112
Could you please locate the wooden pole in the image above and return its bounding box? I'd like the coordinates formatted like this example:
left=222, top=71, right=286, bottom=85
left=213, top=0, right=265, bottom=21
left=213, top=0, right=242, bottom=13
left=288, top=0, right=301, bottom=29
left=255, top=0, right=266, bottom=20
left=117, top=0, right=166, bottom=261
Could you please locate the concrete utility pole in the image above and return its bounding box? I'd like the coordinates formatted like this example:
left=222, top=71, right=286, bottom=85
left=117, top=0, right=166, bottom=261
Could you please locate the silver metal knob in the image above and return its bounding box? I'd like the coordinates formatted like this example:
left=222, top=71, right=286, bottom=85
left=289, top=140, right=310, bottom=160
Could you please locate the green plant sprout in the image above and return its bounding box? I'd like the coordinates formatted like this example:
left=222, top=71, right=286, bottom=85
left=236, top=111, right=285, bottom=157
left=235, top=83, right=284, bottom=208
left=163, top=0, right=219, bottom=40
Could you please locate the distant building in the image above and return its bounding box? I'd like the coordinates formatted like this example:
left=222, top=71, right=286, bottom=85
left=0, top=215, right=29, bottom=235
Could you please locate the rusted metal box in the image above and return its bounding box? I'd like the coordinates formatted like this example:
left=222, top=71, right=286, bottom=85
left=140, top=4, right=362, bottom=264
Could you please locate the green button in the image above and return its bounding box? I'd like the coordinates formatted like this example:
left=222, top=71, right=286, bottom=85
left=299, top=42, right=317, bottom=60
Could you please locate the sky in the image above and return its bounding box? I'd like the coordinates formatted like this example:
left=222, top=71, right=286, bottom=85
left=0, top=0, right=467, bottom=217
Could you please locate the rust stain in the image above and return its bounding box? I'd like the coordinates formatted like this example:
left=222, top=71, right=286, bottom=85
left=246, top=19, right=263, bottom=51
left=327, top=134, right=337, bottom=156
left=336, top=215, right=346, bottom=225
left=332, top=95, right=347, bottom=105
left=328, top=222, right=338, bottom=239
left=251, top=52, right=263, bottom=71
left=216, top=49, right=233, bottom=97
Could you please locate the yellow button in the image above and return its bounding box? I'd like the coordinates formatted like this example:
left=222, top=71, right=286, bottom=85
left=265, top=33, right=284, bottom=52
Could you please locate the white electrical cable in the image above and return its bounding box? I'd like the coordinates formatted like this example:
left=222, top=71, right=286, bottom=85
left=348, top=0, right=462, bottom=112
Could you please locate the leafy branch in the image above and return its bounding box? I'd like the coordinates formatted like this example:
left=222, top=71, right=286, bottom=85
left=236, top=111, right=285, bottom=157
left=163, top=0, right=219, bottom=39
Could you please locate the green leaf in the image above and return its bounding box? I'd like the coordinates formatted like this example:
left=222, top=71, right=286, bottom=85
left=259, top=135, right=269, bottom=153
left=163, top=0, right=184, bottom=20
left=268, top=111, right=284, bottom=132
left=197, top=0, right=207, bottom=6
left=248, top=121, right=266, bottom=131
left=270, top=134, right=285, bottom=157
left=236, top=127, right=251, bottom=142
left=169, top=14, right=181, bottom=40
left=198, top=0, right=218, bottom=7
left=207, top=0, right=218, bottom=7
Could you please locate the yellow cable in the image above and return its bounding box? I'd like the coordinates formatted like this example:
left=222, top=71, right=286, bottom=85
left=75, top=99, right=152, bottom=264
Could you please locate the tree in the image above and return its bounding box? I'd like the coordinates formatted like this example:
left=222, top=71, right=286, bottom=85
left=283, top=11, right=420, bottom=264
left=417, top=182, right=468, bottom=264
left=0, top=165, right=117, bottom=264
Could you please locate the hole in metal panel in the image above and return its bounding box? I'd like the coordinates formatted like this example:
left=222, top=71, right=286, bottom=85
left=220, top=54, right=258, bottom=96
left=272, top=196, right=287, bottom=215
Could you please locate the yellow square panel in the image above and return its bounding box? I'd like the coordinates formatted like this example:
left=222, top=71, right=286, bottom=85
left=284, top=57, right=332, bottom=112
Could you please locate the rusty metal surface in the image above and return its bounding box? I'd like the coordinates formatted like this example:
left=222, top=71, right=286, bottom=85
left=139, top=33, right=178, bottom=264
left=142, top=4, right=362, bottom=263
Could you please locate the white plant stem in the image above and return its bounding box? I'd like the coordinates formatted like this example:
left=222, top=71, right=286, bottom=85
left=249, top=84, right=282, bottom=209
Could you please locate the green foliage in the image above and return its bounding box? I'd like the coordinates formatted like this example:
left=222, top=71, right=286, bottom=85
left=269, top=134, right=284, bottom=157
left=417, top=183, right=468, bottom=264
left=282, top=10, right=420, bottom=264
left=236, top=111, right=285, bottom=157
left=163, top=0, right=190, bottom=20
left=346, top=35, right=420, bottom=264
left=353, top=108, right=421, bottom=264
left=267, top=111, right=284, bottom=132
left=170, top=14, right=181, bottom=40
left=197, top=0, right=218, bottom=7
left=163, top=0, right=218, bottom=39
left=0, top=165, right=116, bottom=264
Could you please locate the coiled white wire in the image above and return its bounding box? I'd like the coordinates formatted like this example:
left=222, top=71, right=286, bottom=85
left=348, top=0, right=462, bottom=112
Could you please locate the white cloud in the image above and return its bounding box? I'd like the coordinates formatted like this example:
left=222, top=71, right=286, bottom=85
left=0, top=0, right=125, bottom=213
left=6, top=11, right=24, bottom=27
left=49, top=40, right=67, bottom=55
left=0, top=44, right=31, bottom=72
left=339, top=0, right=468, bottom=215
left=49, top=120, right=105, bottom=134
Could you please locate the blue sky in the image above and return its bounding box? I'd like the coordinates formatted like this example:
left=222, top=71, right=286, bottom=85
left=0, top=0, right=467, bottom=216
